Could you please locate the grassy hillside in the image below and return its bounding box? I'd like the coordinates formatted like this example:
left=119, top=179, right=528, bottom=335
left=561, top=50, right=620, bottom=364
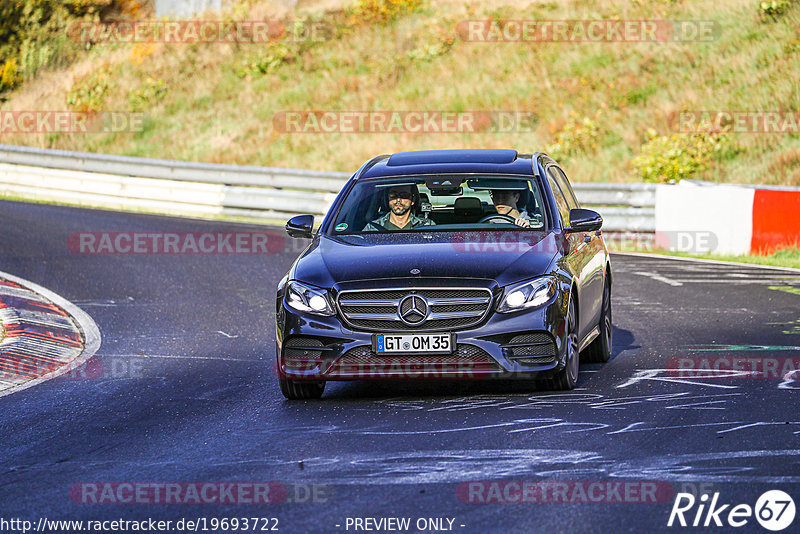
left=1, top=0, right=800, bottom=184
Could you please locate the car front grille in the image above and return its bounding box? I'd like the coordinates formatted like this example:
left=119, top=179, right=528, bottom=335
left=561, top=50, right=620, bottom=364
left=337, top=287, right=492, bottom=332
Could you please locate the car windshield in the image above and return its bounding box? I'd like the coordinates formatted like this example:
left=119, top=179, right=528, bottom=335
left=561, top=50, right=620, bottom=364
left=329, top=174, right=547, bottom=234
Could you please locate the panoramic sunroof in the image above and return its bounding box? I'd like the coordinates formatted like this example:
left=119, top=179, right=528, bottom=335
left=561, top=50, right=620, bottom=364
left=386, top=149, right=518, bottom=166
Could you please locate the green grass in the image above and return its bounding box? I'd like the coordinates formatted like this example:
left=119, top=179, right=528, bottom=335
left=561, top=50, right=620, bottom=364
left=1, top=0, right=799, bottom=184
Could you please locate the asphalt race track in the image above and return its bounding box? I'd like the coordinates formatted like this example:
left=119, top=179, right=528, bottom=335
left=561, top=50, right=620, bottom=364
left=0, top=199, right=798, bottom=533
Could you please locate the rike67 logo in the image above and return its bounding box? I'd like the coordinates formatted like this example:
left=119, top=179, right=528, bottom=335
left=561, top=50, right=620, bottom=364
left=668, top=490, right=796, bottom=531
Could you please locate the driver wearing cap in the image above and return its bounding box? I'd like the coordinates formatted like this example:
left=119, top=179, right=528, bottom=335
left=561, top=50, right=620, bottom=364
left=490, top=189, right=532, bottom=228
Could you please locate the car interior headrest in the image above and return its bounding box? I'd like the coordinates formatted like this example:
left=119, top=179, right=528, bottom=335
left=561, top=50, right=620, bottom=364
left=454, top=196, right=483, bottom=216
left=415, top=192, right=430, bottom=214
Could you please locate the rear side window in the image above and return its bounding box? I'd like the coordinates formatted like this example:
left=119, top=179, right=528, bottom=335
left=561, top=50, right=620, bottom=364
left=546, top=166, right=571, bottom=227
left=553, top=166, right=580, bottom=209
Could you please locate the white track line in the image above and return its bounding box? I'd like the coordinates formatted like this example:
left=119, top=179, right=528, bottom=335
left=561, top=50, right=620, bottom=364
left=633, top=271, right=683, bottom=286
left=0, top=270, right=101, bottom=399
left=612, top=251, right=800, bottom=273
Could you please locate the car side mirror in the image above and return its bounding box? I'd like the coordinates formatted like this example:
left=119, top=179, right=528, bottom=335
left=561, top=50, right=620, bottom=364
left=566, top=208, right=603, bottom=232
left=286, top=214, right=315, bottom=238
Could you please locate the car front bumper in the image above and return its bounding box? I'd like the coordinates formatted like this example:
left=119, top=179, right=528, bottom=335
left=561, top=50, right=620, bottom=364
left=276, top=294, right=569, bottom=381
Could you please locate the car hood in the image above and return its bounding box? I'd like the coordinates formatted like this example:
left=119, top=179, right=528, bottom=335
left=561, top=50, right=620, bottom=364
left=290, top=231, right=561, bottom=288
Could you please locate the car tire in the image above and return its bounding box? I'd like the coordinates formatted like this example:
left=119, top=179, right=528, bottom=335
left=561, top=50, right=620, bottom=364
left=541, top=297, right=579, bottom=391
left=582, top=279, right=612, bottom=363
left=280, top=378, right=325, bottom=400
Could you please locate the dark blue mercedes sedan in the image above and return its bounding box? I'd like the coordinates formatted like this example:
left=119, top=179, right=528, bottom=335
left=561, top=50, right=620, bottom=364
left=276, top=149, right=612, bottom=399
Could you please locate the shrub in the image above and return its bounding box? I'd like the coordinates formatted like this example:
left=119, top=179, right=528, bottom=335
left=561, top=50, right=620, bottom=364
left=405, top=21, right=455, bottom=62
left=0, top=59, right=20, bottom=92
left=127, top=77, right=167, bottom=111
left=237, top=43, right=292, bottom=77
left=129, top=43, right=157, bottom=65
left=347, top=0, right=422, bottom=26
left=545, top=115, right=601, bottom=162
left=758, top=0, right=795, bottom=20
left=66, top=66, right=112, bottom=112
left=631, top=130, right=735, bottom=183
left=0, top=0, right=141, bottom=96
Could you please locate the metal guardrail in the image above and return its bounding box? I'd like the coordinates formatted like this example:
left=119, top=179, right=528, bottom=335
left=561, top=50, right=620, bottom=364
left=571, top=183, right=654, bottom=232
left=0, top=144, right=655, bottom=231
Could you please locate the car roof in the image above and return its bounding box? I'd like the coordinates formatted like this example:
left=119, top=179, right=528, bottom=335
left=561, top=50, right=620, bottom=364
left=358, top=149, right=537, bottom=179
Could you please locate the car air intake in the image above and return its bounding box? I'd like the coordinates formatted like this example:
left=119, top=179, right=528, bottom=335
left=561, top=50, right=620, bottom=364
left=505, top=332, right=557, bottom=365
left=326, top=344, right=503, bottom=377
left=283, top=337, right=326, bottom=372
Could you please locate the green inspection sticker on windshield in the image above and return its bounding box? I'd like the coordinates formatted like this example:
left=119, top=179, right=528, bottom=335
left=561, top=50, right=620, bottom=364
left=335, top=223, right=348, bottom=231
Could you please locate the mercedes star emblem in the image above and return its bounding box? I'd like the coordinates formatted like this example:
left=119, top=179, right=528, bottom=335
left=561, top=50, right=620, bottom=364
left=398, top=294, right=429, bottom=325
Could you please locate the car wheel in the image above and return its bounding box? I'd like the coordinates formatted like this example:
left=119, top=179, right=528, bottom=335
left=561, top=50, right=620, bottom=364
left=541, top=297, right=579, bottom=391
left=280, top=378, right=325, bottom=400
left=583, top=279, right=612, bottom=363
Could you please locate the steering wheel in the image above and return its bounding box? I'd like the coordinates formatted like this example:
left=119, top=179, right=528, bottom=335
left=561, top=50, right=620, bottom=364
left=478, top=213, right=517, bottom=224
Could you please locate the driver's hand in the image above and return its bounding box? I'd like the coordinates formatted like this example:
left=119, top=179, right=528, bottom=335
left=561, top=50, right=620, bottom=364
left=514, top=217, right=531, bottom=228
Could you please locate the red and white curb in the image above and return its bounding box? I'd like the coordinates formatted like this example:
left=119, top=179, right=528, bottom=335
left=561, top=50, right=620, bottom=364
left=0, top=270, right=101, bottom=398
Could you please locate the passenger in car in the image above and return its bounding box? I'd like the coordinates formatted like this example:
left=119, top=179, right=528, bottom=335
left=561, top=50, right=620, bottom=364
left=362, top=185, right=436, bottom=231
left=490, top=189, right=532, bottom=228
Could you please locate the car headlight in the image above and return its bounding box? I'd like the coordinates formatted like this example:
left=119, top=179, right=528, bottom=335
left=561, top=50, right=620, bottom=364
left=497, top=276, right=557, bottom=313
left=285, top=281, right=335, bottom=316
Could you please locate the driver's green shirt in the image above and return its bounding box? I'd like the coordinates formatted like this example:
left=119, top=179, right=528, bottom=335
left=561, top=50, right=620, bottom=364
left=383, top=219, right=411, bottom=231
left=363, top=212, right=435, bottom=232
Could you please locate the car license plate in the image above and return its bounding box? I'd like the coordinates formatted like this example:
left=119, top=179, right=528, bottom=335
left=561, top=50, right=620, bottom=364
left=374, top=333, right=453, bottom=354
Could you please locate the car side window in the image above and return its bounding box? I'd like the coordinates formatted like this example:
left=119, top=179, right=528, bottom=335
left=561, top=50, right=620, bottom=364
left=546, top=166, right=571, bottom=227
left=553, top=167, right=580, bottom=209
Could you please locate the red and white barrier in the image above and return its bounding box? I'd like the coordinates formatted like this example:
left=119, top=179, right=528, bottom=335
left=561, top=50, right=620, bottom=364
left=655, top=182, right=800, bottom=255
left=751, top=189, right=800, bottom=254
